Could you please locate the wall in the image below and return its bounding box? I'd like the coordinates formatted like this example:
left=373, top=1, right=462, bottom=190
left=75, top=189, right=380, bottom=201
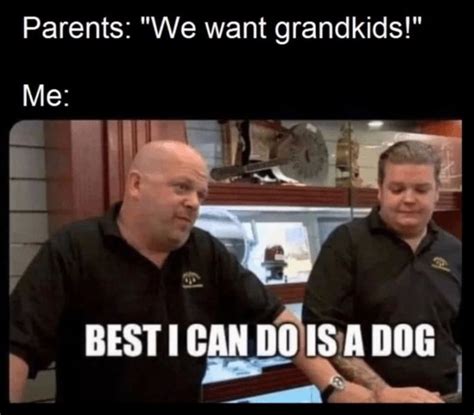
left=186, top=120, right=223, bottom=168
left=9, top=120, right=56, bottom=402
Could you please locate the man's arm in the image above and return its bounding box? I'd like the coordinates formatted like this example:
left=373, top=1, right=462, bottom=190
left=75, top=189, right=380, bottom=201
left=9, top=354, right=29, bottom=403
left=274, top=309, right=375, bottom=403
left=10, top=237, right=72, bottom=403
left=331, top=331, right=443, bottom=403
left=332, top=332, right=388, bottom=391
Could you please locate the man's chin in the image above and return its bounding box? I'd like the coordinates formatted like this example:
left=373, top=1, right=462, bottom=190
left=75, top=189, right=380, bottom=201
left=395, top=214, right=421, bottom=226
left=398, top=219, right=420, bottom=227
left=168, top=232, right=191, bottom=250
left=395, top=222, right=424, bottom=236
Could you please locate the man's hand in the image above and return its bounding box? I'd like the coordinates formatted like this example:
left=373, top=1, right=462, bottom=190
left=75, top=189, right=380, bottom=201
left=9, top=354, right=29, bottom=403
left=374, top=386, right=444, bottom=403
left=328, top=381, right=375, bottom=403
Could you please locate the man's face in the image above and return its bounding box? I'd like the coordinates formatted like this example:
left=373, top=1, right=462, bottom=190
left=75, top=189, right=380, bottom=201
left=378, top=162, right=439, bottom=237
left=138, top=154, right=209, bottom=251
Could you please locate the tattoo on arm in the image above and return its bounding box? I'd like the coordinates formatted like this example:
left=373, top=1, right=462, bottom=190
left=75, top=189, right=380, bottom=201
left=331, top=331, right=389, bottom=391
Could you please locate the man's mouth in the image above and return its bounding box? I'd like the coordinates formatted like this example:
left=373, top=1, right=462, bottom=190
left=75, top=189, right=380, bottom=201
left=175, top=216, right=193, bottom=224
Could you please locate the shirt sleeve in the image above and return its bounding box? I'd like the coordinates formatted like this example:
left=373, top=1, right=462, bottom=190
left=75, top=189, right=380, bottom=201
left=212, top=237, right=285, bottom=325
left=302, top=224, right=355, bottom=330
left=10, top=237, right=71, bottom=378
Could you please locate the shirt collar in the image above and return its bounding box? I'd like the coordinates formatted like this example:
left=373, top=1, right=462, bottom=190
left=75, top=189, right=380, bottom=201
left=100, top=201, right=124, bottom=239
left=99, top=201, right=195, bottom=251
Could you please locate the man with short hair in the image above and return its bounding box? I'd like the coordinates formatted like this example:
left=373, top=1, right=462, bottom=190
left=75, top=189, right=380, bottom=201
left=303, top=140, right=461, bottom=403
left=10, top=140, right=374, bottom=403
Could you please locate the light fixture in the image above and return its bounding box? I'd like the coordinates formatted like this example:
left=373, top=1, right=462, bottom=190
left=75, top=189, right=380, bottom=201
left=368, top=120, right=384, bottom=128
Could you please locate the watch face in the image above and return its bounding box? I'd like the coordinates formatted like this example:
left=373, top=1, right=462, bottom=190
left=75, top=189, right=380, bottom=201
left=332, top=375, right=346, bottom=391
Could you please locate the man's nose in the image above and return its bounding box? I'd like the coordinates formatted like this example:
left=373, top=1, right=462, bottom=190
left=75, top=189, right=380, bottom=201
left=402, top=189, right=416, bottom=203
left=185, top=191, right=200, bottom=210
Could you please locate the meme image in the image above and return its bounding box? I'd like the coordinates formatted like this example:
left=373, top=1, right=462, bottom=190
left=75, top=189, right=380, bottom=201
left=4, top=8, right=470, bottom=414
left=9, top=119, right=462, bottom=404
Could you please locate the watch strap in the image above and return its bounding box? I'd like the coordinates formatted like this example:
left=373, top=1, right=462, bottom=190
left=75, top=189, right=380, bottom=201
left=321, top=383, right=336, bottom=403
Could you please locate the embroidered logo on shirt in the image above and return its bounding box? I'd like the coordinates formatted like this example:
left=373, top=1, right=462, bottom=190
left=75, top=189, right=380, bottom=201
left=431, top=256, right=451, bottom=272
left=182, top=271, right=204, bottom=288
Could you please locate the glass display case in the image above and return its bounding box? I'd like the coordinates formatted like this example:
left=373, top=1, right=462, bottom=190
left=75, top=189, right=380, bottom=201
left=196, top=207, right=367, bottom=402
left=228, top=385, right=321, bottom=403
left=201, top=303, right=302, bottom=386
left=195, top=205, right=370, bottom=286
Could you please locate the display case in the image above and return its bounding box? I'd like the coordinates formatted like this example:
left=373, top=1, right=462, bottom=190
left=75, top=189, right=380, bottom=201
left=195, top=206, right=365, bottom=402
left=195, top=205, right=370, bottom=287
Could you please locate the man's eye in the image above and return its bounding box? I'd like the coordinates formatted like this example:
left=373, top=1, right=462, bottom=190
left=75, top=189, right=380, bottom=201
left=175, top=183, right=189, bottom=192
left=416, top=188, right=429, bottom=194
left=390, top=188, right=403, bottom=194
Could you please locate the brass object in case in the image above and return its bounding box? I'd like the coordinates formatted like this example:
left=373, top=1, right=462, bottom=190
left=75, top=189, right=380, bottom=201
left=336, top=122, right=363, bottom=187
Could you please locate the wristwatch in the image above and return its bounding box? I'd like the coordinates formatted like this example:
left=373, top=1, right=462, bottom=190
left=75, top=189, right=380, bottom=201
left=321, top=375, right=346, bottom=403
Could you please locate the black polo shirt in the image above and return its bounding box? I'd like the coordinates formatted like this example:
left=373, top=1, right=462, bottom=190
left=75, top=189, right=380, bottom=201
left=302, top=207, right=461, bottom=394
left=10, top=203, right=284, bottom=402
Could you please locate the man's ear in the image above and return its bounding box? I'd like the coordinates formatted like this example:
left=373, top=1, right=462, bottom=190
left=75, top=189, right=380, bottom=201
left=377, top=182, right=382, bottom=204
left=127, top=170, right=142, bottom=199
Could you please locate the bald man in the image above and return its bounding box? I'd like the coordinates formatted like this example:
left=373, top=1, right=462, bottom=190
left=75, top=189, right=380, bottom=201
left=10, top=141, right=374, bottom=403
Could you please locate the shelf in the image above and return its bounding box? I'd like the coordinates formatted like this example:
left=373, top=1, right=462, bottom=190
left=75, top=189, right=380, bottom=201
left=206, top=183, right=349, bottom=207
left=267, top=283, right=306, bottom=304
left=351, top=188, right=461, bottom=211
left=207, top=183, right=461, bottom=212
left=436, top=191, right=462, bottom=211
left=203, top=363, right=309, bottom=402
